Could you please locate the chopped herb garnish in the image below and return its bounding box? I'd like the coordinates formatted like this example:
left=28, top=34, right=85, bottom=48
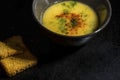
left=59, top=26, right=65, bottom=33
left=70, top=1, right=77, bottom=7
left=84, top=14, right=88, bottom=17
left=71, top=18, right=78, bottom=27
left=80, top=12, right=88, bottom=18
left=59, top=18, right=66, bottom=25
left=60, top=27, right=68, bottom=34
left=61, top=2, right=70, bottom=8
left=63, top=9, right=69, bottom=14
left=61, top=3, right=66, bottom=6
left=66, top=5, right=71, bottom=8
left=58, top=18, right=68, bottom=33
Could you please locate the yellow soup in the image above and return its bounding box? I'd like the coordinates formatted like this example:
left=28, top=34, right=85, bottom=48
left=42, top=1, right=98, bottom=36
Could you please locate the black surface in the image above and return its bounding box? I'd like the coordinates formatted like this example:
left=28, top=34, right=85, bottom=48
left=0, top=0, right=120, bottom=80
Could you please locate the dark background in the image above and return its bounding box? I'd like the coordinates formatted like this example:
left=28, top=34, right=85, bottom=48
left=0, top=0, right=120, bottom=80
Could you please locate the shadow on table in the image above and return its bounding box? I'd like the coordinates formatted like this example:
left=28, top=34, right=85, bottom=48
left=22, top=33, right=85, bottom=64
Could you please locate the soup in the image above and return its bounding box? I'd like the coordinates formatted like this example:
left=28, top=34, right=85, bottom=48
left=42, top=1, right=98, bottom=36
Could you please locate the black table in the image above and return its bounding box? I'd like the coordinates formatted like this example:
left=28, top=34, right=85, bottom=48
left=0, top=0, right=120, bottom=80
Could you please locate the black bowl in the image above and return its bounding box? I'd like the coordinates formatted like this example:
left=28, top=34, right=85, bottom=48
left=32, top=0, right=112, bottom=46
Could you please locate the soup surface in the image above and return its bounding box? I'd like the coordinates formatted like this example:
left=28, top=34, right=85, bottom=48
left=42, top=1, right=98, bottom=36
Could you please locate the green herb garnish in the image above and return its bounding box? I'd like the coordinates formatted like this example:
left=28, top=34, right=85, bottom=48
left=80, top=12, right=88, bottom=18
left=58, top=18, right=68, bottom=34
left=71, top=18, right=78, bottom=27
left=70, top=1, right=77, bottom=7
left=61, top=3, right=66, bottom=6
left=63, top=9, right=69, bottom=14
left=61, top=2, right=70, bottom=8
left=59, top=18, right=66, bottom=25
left=59, top=27, right=68, bottom=34
left=84, top=14, right=88, bottom=17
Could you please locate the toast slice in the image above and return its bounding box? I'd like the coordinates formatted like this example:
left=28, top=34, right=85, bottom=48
left=0, top=50, right=37, bottom=77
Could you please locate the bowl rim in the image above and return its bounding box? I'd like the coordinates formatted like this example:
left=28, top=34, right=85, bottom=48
left=32, top=0, right=112, bottom=38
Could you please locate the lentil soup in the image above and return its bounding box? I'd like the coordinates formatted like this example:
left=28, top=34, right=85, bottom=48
left=42, top=1, right=98, bottom=36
